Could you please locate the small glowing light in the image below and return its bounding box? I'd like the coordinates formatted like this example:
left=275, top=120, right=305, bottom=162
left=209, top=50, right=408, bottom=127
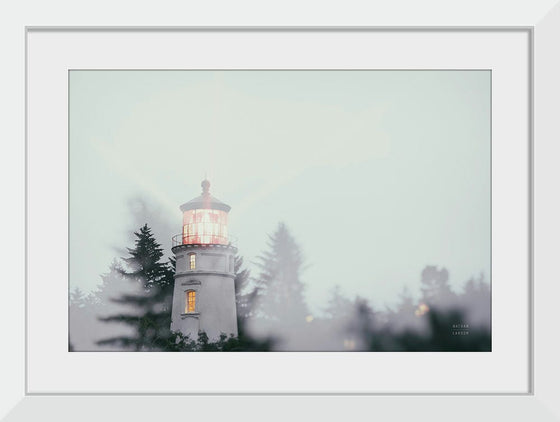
left=343, top=339, right=356, bottom=350
left=305, top=315, right=314, bottom=323
left=415, top=303, right=430, bottom=317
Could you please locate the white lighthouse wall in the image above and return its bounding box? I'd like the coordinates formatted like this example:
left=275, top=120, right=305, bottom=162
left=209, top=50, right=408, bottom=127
left=170, top=246, right=238, bottom=342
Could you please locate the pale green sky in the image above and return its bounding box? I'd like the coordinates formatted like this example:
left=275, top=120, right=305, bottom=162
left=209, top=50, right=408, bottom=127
left=69, top=70, right=490, bottom=312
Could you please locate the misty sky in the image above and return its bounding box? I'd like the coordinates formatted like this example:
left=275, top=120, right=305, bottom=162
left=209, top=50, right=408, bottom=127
left=69, top=70, right=490, bottom=313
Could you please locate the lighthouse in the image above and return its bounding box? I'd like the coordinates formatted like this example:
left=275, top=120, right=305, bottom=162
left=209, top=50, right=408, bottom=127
left=170, top=180, right=238, bottom=341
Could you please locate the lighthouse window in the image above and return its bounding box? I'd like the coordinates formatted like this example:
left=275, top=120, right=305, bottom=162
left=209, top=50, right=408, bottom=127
left=188, top=253, right=196, bottom=270
left=182, top=209, right=229, bottom=245
left=186, top=290, right=196, bottom=313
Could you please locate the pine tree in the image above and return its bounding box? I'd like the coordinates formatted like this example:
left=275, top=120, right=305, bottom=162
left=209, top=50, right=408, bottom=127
left=324, top=285, right=353, bottom=321
left=121, top=224, right=168, bottom=290
left=386, top=286, right=423, bottom=333
left=90, top=260, right=127, bottom=311
left=97, top=224, right=175, bottom=351
left=254, top=222, right=309, bottom=326
left=420, top=265, right=455, bottom=309
left=234, top=254, right=256, bottom=322
left=69, top=286, right=99, bottom=351
left=347, top=296, right=375, bottom=347
left=227, top=254, right=275, bottom=351
left=69, top=286, right=88, bottom=308
left=459, top=273, right=490, bottom=328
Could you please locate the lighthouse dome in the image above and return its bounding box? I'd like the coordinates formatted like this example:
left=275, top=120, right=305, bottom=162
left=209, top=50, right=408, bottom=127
left=179, top=179, right=231, bottom=213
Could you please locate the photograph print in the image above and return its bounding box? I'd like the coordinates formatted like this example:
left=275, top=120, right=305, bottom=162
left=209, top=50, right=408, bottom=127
left=69, top=70, right=490, bottom=352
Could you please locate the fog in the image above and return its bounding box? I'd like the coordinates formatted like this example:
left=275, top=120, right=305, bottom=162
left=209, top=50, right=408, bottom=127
left=70, top=70, right=490, bottom=313
left=69, top=196, right=490, bottom=352
left=69, top=70, right=490, bottom=351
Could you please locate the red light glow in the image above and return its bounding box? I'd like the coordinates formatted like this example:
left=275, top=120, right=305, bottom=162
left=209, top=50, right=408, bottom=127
left=182, top=209, right=229, bottom=245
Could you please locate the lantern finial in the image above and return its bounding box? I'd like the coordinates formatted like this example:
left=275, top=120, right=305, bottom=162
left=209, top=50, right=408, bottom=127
left=201, top=179, right=210, bottom=194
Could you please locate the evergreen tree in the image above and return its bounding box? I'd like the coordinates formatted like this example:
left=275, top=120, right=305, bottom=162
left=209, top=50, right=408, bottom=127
left=254, top=223, right=309, bottom=325
left=227, top=254, right=275, bottom=351
left=69, top=286, right=88, bottom=308
left=347, top=296, right=376, bottom=348
left=97, top=224, right=175, bottom=351
left=70, top=260, right=141, bottom=351
left=324, top=285, right=353, bottom=321
left=121, top=224, right=168, bottom=290
left=385, top=286, right=422, bottom=333
left=459, top=273, right=491, bottom=328
left=90, top=260, right=127, bottom=311
left=396, top=286, right=415, bottom=315
left=234, top=254, right=256, bottom=322
left=69, top=286, right=97, bottom=350
left=420, top=265, right=456, bottom=309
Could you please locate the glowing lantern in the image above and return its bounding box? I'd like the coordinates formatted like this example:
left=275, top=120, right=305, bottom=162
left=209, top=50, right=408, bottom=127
left=179, top=179, right=231, bottom=245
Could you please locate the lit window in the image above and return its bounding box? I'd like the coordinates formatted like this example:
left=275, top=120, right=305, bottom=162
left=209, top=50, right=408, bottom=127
left=186, top=290, right=196, bottom=313
left=189, top=254, right=196, bottom=270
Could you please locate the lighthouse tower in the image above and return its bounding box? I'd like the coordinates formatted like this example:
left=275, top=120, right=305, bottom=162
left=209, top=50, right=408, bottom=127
left=170, top=180, right=238, bottom=341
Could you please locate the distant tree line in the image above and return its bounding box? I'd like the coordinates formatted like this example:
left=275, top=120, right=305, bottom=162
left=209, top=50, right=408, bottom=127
left=69, top=223, right=490, bottom=352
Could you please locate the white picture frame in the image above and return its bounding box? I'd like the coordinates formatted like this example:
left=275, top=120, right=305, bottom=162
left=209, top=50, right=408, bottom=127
left=3, top=0, right=559, bottom=418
